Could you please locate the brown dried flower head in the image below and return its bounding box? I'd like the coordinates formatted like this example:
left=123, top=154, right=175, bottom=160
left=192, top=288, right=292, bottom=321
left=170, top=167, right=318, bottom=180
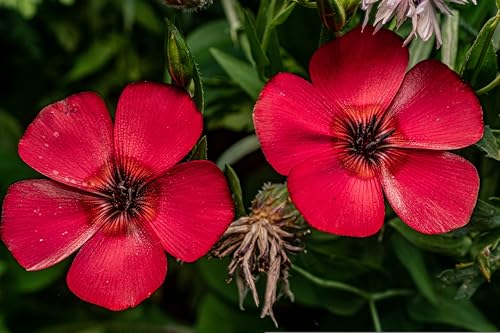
left=211, top=183, right=309, bottom=327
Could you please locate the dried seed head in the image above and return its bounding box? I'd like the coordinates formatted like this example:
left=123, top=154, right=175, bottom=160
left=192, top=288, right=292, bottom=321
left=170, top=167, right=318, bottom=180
left=211, top=183, right=309, bottom=327
left=163, top=0, right=213, bottom=11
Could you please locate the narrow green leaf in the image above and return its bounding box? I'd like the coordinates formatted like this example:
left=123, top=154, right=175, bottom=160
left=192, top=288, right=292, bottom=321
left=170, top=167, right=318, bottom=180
left=408, top=295, right=497, bottom=331
left=391, top=233, right=438, bottom=304
left=470, top=199, right=500, bottom=231
left=441, top=9, right=460, bottom=70
left=65, top=36, right=122, bottom=82
left=216, top=134, right=260, bottom=168
left=389, top=218, right=472, bottom=257
left=270, top=2, right=297, bottom=27
left=439, top=266, right=485, bottom=300
left=460, top=14, right=500, bottom=88
left=409, top=36, right=435, bottom=68
left=210, top=48, right=264, bottom=99
left=188, top=135, right=208, bottom=161
left=224, top=164, right=246, bottom=218
left=243, top=9, right=269, bottom=78
left=476, top=126, right=500, bottom=161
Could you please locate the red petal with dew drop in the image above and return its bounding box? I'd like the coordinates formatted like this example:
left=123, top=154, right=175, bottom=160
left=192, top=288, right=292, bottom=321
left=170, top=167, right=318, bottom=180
left=148, top=160, right=234, bottom=262
left=288, top=156, right=385, bottom=237
left=114, top=82, right=202, bottom=181
left=380, top=150, right=479, bottom=234
left=18, top=92, right=114, bottom=192
left=1, top=180, right=103, bottom=270
left=309, top=27, right=408, bottom=115
left=67, top=223, right=167, bottom=311
left=388, top=60, right=483, bottom=150
left=253, top=73, right=340, bottom=175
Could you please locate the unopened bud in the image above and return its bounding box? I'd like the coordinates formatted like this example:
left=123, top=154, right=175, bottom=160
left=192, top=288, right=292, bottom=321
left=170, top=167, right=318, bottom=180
left=317, top=0, right=359, bottom=32
left=165, top=19, right=195, bottom=89
left=211, top=183, right=309, bottom=327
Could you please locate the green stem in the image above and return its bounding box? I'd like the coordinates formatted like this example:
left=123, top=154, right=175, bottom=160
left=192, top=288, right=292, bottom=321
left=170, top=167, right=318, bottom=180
left=372, top=289, right=414, bottom=301
left=476, top=74, right=500, bottom=95
left=369, top=300, right=382, bottom=332
left=291, top=265, right=414, bottom=332
left=291, top=264, right=369, bottom=298
left=221, top=0, right=242, bottom=43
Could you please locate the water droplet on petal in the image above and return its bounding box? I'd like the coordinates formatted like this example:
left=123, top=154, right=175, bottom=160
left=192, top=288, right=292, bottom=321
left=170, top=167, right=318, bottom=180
left=44, top=143, right=49, bottom=147
left=39, top=238, right=44, bottom=242
left=61, top=231, right=68, bottom=236
left=52, top=131, right=60, bottom=138
left=52, top=170, right=59, bottom=175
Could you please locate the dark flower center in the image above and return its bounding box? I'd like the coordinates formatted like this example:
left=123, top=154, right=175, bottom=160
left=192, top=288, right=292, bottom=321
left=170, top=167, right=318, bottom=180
left=345, top=115, right=395, bottom=164
left=111, top=180, right=140, bottom=213
left=102, top=169, right=149, bottom=219
left=335, top=114, right=396, bottom=176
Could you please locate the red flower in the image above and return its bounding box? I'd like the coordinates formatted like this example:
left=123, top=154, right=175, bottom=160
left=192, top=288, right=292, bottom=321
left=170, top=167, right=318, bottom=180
left=1, top=82, right=234, bottom=310
left=253, top=27, right=483, bottom=237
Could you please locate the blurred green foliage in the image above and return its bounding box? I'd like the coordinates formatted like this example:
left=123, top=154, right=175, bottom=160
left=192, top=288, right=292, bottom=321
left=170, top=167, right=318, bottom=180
left=1, top=0, right=500, bottom=332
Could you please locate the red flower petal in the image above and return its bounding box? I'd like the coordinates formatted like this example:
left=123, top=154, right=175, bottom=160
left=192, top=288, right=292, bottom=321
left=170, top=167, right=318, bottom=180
left=309, top=27, right=408, bottom=113
left=288, top=156, right=385, bottom=237
left=253, top=73, right=339, bottom=175
left=388, top=60, right=483, bottom=150
left=1, top=180, right=103, bottom=270
left=381, top=150, right=479, bottom=234
left=67, top=225, right=166, bottom=311
left=18, top=92, right=114, bottom=191
left=148, top=160, right=234, bottom=262
left=114, top=82, right=202, bottom=180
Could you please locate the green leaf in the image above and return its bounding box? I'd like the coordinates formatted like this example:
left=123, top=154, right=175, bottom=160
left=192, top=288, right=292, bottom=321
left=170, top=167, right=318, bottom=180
left=269, top=2, right=297, bottom=28
left=224, top=164, right=246, bottom=218
left=210, top=48, right=264, bottom=99
left=470, top=199, right=500, bottom=231
left=290, top=274, right=366, bottom=316
left=439, top=266, right=485, bottom=300
left=409, top=35, right=435, bottom=68
left=408, top=294, right=497, bottom=331
left=4, top=254, right=67, bottom=294
left=476, top=126, right=500, bottom=161
left=391, top=233, right=438, bottom=304
left=216, top=134, right=260, bottom=168
left=188, top=135, right=207, bottom=161
left=65, top=35, right=122, bottom=82
left=441, top=9, right=460, bottom=70
left=0, top=111, right=22, bottom=153
left=460, top=14, right=500, bottom=88
left=388, top=218, right=472, bottom=257
left=196, top=294, right=274, bottom=333
left=243, top=10, right=269, bottom=78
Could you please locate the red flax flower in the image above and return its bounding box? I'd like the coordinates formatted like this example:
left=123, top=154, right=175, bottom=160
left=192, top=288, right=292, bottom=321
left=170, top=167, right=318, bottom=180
left=253, top=27, right=483, bottom=237
left=1, top=82, right=234, bottom=309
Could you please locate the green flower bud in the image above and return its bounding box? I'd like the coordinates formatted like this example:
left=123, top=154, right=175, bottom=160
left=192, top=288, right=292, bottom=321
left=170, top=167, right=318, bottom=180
left=165, top=19, right=195, bottom=89
left=317, top=0, right=359, bottom=32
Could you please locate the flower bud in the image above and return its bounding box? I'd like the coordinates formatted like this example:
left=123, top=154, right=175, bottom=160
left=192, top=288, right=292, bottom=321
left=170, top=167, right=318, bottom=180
left=211, top=183, right=309, bottom=327
left=165, top=19, right=195, bottom=89
left=317, top=0, right=359, bottom=32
